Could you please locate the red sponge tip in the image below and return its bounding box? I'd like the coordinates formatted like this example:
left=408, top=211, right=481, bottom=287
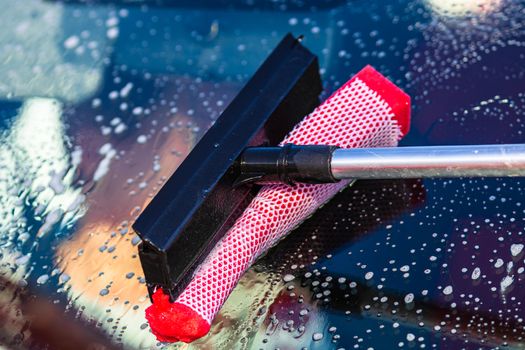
left=353, top=65, right=411, bottom=137
left=145, top=289, right=210, bottom=343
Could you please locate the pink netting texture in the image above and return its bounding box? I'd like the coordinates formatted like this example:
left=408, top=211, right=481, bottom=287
left=174, top=73, right=406, bottom=324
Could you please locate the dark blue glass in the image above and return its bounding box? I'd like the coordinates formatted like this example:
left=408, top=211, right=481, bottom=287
left=0, top=0, right=523, bottom=349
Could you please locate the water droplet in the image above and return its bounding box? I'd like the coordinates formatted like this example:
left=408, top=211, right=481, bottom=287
left=404, top=293, right=414, bottom=304
left=511, top=243, right=524, bottom=256
left=36, top=274, right=49, bottom=285
left=312, top=332, right=323, bottom=341
left=471, top=267, right=481, bottom=280
left=443, top=285, right=453, bottom=295
left=283, top=274, right=295, bottom=282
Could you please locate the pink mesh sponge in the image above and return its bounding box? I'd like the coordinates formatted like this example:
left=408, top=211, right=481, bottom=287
left=145, top=65, right=411, bottom=342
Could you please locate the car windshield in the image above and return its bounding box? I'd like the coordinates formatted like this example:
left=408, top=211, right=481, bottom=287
left=0, top=0, right=524, bottom=349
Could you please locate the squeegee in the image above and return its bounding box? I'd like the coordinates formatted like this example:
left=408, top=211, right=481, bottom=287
left=132, top=34, right=525, bottom=342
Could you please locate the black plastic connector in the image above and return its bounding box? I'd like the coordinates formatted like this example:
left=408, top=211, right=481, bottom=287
left=236, top=144, right=340, bottom=185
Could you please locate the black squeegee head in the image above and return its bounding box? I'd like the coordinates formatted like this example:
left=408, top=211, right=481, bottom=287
left=132, top=34, right=322, bottom=300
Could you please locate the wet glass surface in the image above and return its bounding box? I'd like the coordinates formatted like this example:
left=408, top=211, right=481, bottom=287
left=0, top=0, right=524, bottom=349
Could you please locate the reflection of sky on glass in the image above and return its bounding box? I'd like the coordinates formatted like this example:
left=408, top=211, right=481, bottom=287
left=0, top=0, right=523, bottom=348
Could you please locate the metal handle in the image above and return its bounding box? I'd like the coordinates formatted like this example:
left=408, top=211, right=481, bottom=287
left=331, top=144, right=525, bottom=179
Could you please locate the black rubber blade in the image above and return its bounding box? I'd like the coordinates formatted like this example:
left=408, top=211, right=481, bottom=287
left=132, top=34, right=322, bottom=301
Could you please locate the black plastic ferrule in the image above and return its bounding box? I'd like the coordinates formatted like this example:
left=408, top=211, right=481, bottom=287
left=237, top=144, right=340, bottom=185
